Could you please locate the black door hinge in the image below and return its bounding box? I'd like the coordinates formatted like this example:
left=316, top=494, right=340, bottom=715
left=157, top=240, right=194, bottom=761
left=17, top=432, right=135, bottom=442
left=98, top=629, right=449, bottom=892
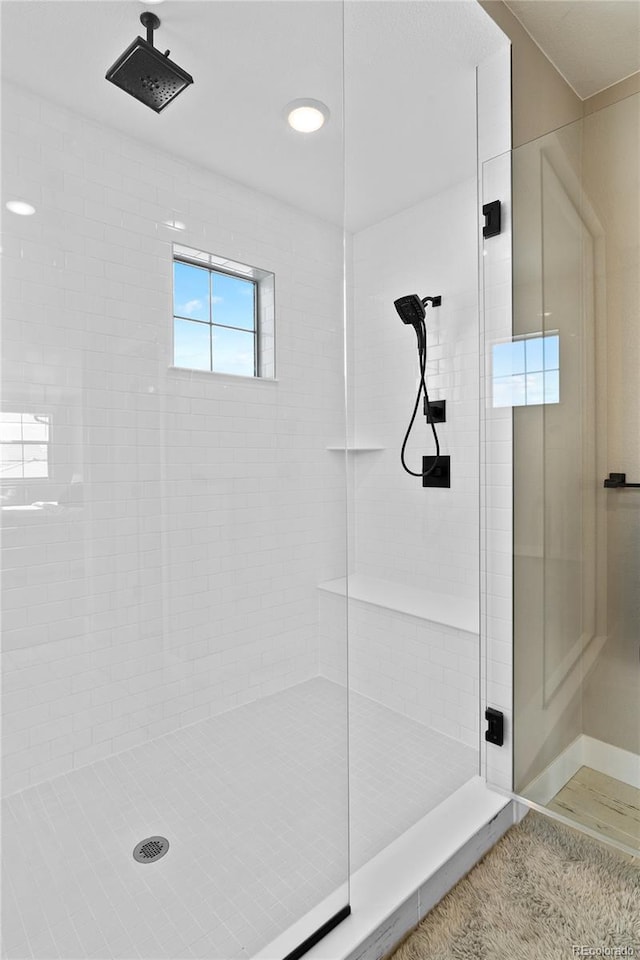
left=485, top=707, right=504, bottom=746
left=482, top=200, right=501, bottom=238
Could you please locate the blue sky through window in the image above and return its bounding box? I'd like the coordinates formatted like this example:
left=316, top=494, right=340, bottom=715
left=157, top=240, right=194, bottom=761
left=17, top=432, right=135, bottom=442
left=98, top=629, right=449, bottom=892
left=173, top=259, right=257, bottom=375
left=492, top=334, right=560, bottom=407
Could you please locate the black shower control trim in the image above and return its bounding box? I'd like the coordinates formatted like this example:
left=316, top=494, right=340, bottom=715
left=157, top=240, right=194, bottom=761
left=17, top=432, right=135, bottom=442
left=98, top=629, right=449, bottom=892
left=482, top=200, right=501, bottom=238
left=485, top=707, right=504, bottom=746
left=425, top=399, right=446, bottom=423
left=422, top=455, right=450, bottom=488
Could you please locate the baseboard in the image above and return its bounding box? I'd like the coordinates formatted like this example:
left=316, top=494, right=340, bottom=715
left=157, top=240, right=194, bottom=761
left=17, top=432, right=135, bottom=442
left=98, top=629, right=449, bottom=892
left=522, top=735, right=640, bottom=806
left=522, top=735, right=585, bottom=806
left=582, top=736, right=640, bottom=789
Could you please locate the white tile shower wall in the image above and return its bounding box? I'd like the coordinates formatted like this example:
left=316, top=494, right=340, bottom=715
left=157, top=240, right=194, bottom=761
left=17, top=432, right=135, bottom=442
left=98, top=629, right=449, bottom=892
left=319, top=592, right=478, bottom=748
left=351, top=177, right=480, bottom=601
left=478, top=44, right=513, bottom=793
left=0, top=83, right=347, bottom=795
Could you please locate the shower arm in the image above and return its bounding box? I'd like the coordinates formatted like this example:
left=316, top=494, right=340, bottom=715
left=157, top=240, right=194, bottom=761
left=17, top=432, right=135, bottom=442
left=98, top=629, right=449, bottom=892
left=140, top=11, right=170, bottom=56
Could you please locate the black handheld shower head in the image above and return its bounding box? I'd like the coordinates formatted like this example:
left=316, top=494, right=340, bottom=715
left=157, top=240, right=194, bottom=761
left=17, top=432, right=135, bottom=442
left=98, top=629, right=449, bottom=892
left=394, top=295, right=426, bottom=326
left=394, top=292, right=443, bottom=481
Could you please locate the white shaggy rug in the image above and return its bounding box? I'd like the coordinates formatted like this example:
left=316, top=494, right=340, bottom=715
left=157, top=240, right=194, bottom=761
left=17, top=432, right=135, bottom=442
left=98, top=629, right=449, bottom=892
left=391, top=812, right=640, bottom=960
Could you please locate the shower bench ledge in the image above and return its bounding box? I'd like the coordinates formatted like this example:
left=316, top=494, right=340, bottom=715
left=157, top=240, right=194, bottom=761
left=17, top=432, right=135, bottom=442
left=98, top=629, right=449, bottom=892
left=318, top=574, right=478, bottom=635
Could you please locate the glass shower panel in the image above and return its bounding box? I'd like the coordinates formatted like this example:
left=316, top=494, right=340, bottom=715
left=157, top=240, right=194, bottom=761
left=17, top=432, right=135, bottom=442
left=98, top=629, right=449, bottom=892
left=341, top=0, right=482, bottom=873
left=0, top=2, right=349, bottom=957
left=512, top=95, right=640, bottom=855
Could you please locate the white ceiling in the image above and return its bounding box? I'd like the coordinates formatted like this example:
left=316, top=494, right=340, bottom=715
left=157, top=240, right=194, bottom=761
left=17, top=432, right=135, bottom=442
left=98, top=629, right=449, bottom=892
left=505, top=0, right=640, bottom=100
left=0, top=0, right=506, bottom=232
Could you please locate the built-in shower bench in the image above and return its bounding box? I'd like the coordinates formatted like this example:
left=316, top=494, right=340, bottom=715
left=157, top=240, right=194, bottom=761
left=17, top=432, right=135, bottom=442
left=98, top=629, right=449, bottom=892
left=317, top=574, right=478, bottom=635
left=317, top=573, right=479, bottom=750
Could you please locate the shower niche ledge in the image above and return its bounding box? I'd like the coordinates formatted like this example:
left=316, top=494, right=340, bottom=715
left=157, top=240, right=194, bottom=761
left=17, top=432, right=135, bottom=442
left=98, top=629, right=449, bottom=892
left=326, top=444, right=385, bottom=451
left=318, top=574, right=478, bottom=634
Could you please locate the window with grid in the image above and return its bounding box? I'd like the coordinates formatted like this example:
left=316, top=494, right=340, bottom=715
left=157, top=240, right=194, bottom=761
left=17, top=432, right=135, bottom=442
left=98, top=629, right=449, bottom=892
left=0, top=413, right=50, bottom=479
left=492, top=333, right=560, bottom=408
left=173, top=254, right=259, bottom=377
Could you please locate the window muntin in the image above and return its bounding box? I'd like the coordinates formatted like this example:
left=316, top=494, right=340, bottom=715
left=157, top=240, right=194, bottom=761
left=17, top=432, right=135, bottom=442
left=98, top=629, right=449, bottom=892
left=173, top=258, right=258, bottom=376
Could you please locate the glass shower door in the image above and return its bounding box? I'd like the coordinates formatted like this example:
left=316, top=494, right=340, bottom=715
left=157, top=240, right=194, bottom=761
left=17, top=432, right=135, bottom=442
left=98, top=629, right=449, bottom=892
left=0, top=2, right=350, bottom=958
left=510, top=95, right=640, bottom=856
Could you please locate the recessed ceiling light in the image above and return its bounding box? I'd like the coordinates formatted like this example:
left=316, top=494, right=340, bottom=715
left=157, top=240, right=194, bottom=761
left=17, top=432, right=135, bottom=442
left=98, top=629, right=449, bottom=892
left=6, top=200, right=36, bottom=216
left=285, top=99, right=330, bottom=133
left=163, top=219, right=186, bottom=231
left=140, top=0, right=164, bottom=5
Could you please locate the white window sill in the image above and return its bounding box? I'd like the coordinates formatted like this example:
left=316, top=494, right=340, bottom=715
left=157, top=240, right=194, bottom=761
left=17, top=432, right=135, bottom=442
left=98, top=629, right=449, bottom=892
left=168, top=366, right=278, bottom=383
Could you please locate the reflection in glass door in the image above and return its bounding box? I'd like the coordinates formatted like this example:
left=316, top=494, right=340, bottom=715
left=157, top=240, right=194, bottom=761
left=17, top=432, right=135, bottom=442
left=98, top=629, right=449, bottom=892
left=511, top=94, right=640, bottom=856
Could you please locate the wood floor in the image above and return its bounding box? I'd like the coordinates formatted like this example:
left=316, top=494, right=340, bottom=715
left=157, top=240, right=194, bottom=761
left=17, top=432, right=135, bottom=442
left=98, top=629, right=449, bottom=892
left=548, top=766, right=640, bottom=855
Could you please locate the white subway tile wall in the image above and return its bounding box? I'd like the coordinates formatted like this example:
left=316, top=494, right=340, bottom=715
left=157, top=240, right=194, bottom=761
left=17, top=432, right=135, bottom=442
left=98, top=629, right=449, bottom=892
left=2, top=51, right=513, bottom=800
left=0, top=82, right=347, bottom=795
left=351, top=177, right=480, bottom=601
left=321, top=176, right=482, bottom=752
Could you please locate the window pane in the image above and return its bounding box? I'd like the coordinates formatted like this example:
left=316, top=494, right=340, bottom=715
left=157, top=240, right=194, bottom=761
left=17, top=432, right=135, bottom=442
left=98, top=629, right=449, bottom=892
left=0, top=421, right=22, bottom=442
left=23, top=460, right=48, bottom=478
left=212, top=272, right=256, bottom=330
left=174, top=318, right=211, bottom=371
left=22, top=419, right=49, bottom=442
left=26, top=444, right=48, bottom=463
left=493, top=339, right=525, bottom=377
left=544, top=369, right=560, bottom=404
left=212, top=326, right=255, bottom=376
left=173, top=261, right=210, bottom=321
left=526, top=371, right=545, bottom=405
left=493, top=374, right=526, bottom=408
left=1, top=443, right=23, bottom=462
left=525, top=337, right=544, bottom=373
left=1, top=461, right=24, bottom=479
left=544, top=334, right=560, bottom=369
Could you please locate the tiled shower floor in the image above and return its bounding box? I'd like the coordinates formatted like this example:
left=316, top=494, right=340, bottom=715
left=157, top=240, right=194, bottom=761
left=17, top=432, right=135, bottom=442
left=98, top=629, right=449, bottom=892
left=1, top=678, right=477, bottom=960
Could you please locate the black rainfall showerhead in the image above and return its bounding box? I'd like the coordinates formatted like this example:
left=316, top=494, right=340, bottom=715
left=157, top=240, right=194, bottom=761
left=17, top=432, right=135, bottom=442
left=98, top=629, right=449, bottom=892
left=106, top=12, right=194, bottom=113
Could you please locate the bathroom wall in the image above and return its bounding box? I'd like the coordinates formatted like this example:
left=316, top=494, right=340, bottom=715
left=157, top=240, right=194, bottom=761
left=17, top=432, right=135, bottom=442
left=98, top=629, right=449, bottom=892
left=316, top=47, right=513, bottom=765
left=0, top=82, right=347, bottom=795
left=316, top=174, right=481, bottom=749
left=512, top=94, right=640, bottom=788
left=350, top=176, right=480, bottom=601
left=478, top=0, right=583, bottom=147
left=583, top=72, right=640, bottom=115
left=582, top=93, right=640, bottom=757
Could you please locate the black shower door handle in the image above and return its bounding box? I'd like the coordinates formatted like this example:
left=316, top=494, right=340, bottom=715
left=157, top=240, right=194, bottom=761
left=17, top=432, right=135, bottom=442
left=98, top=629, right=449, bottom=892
left=603, top=472, right=640, bottom=489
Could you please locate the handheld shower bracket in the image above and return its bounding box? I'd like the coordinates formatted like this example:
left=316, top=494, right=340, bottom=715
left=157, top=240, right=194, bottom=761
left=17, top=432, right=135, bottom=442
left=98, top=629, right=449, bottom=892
left=424, top=398, right=446, bottom=423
